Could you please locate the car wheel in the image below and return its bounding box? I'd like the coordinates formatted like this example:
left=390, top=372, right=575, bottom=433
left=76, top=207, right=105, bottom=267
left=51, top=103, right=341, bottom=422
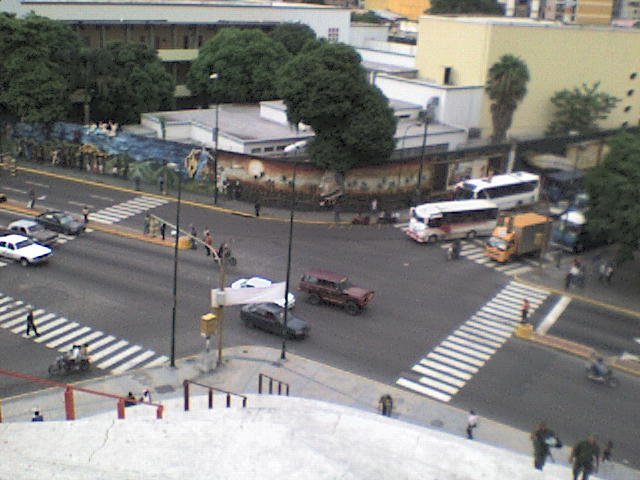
left=19, top=258, right=29, bottom=267
left=428, top=234, right=438, bottom=244
left=345, top=301, right=360, bottom=316
left=307, top=293, right=321, bottom=305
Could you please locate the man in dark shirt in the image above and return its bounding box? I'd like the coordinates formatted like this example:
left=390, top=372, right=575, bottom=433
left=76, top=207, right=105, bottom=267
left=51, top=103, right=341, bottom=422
left=570, top=435, right=600, bottom=480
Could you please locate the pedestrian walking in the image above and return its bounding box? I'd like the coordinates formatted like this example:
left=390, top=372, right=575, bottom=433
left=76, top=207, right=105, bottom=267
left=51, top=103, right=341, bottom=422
left=466, top=410, right=478, bottom=439
left=143, top=214, right=150, bottom=235
left=31, top=410, right=44, bottom=422
left=333, top=203, right=341, bottom=223
left=254, top=199, right=261, bottom=217
left=555, top=249, right=563, bottom=269
left=158, top=175, right=165, bottom=194
left=204, top=229, right=213, bottom=256
left=378, top=394, right=393, bottom=417
left=189, top=224, right=198, bottom=249
left=570, top=435, right=600, bottom=480
left=82, top=205, right=90, bottom=224
left=160, top=222, right=166, bottom=241
left=530, top=422, right=559, bottom=470
left=25, top=308, right=40, bottom=337
left=521, top=298, right=530, bottom=324
left=370, top=198, right=378, bottom=216
left=134, top=175, right=141, bottom=191
left=604, top=263, right=614, bottom=285
left=28, top=188, right=36, bottom=209
left=602, top=440, right=613, bottom=463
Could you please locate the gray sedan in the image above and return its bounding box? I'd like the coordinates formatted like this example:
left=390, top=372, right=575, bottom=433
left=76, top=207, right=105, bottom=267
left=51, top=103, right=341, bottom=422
left=240, top=303, right=309, bottom=339
left=8, top=219, right=58, bottom=246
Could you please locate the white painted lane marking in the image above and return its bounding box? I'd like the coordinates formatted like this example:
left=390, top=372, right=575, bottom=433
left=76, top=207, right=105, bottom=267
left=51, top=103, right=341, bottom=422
left=86, top=335, right=117, bottom=353
left=447, top=335, right=497, bottom=354
left=433, top=347, right=486, bottom=367
left=419, top=359, right=473, bottom=380
left=89, top=194, right=114, bottom=201
left=97, top=345, right=142, bottom=369
left=90, top=340, right=129, bottom=362
left=412, top=364, right=467, bottom=387
left=537, top=296, right=572, bottom=335
left=58, top=330, right=104, bottom=351
left=441, top=341, right=491, bottom=361
left=143, top=356, right=169, bottom=368
left=452, top=329, right=502, bottom=349
left=33, top=322, right=78, bottom=342
left=427, top=352, right=479, bottom=373
left=111, top=350, right=156, bottom=374
left=418, top=375, right=460, bottom=395
left=29, top=318, right=67, bottom=335
left=46, top=327, right=92, bottom=348
left=459, top=325, right=507, bottom=344
left=397, top=377, right=452, bottom=403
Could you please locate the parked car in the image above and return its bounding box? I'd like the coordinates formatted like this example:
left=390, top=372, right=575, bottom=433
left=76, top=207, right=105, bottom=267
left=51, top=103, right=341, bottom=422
left=231, top=276, right=296, bottom=309
left=35, top=211, right=85, bottom=235
left=240, top=303, right=309, bottom=339
left=8, top=219, right=58, bottom=246
left=298, top=269, right=374, bottom=315
left=0, top=234, right=52, bottom=266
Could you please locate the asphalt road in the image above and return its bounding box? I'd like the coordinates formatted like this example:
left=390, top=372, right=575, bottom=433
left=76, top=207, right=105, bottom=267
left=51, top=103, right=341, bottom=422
left=1, top=169, right=640, bottom=468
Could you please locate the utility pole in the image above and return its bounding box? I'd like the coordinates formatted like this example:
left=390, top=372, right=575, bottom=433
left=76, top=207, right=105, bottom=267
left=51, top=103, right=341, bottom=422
left=215, top=247, right=226, bottom=367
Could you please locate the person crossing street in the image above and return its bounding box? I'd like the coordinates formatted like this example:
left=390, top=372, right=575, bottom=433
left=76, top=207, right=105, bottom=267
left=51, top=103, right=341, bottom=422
left=25, top=308, right=40, bottom=337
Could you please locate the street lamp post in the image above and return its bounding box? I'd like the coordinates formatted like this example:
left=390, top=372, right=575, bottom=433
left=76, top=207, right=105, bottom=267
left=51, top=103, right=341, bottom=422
left=414, top=98, right=439, bottom=206
left=210, top=72, right=220, bottom=205
left=169, top=162, right=183, bottom=368
left=280, top=140, right=307, bottom=360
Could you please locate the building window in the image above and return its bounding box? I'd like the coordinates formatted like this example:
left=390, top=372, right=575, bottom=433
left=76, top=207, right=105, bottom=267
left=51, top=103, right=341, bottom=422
left=264, top=147, right=274, bottom=152
left=631, top=73, right=638, bottom=80
left=628, top=89, right=635, bottom=96
left=624, top=106, right=632, bottom=112
left=276, top=145, right=285, bottom=151
left=251, top=147, right=261, bottom=154
left=328, top=28, right=339, bottom=42
left=183, top=36, right=189, bottom=49
left=154, top=37, right=160, bottom=49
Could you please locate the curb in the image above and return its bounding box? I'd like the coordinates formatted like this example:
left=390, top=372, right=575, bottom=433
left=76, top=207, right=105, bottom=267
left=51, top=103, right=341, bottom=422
left=14, top=166, right=350, bottom=226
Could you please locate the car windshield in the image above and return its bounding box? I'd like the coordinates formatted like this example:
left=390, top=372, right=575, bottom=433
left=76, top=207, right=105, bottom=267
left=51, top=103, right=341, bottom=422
left=58, top=215, right=73, bottom=226
left=487, top=236, right=508, bottom=251
left=28, top=224, right=44, bottom=232
left=454, top=185, right=475, bottom=200
left=338, top=279, right=352, bottom=290
left=16, top=239, right=34, bottom=249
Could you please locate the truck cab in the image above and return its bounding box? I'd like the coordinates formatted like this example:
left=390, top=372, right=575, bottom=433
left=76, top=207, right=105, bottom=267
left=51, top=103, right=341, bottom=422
left=485, top=213, right=550, bottom=263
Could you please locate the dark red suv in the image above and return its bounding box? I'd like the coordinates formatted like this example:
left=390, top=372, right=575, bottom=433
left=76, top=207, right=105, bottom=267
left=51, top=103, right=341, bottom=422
left=298, top=269, right=374, bottom=315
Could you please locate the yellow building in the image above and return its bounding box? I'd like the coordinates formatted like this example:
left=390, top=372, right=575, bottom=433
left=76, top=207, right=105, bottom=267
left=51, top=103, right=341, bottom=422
left=416, top=15, right=639, bottom=139
left=365, top=0, right=431, bottom=21
left=575, top=0, right=614, bottom=24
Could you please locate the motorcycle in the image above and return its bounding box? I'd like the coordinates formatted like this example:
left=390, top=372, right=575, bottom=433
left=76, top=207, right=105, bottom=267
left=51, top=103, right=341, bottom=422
left=48, top=346, right=91, bottom=375
left=585, top=365, right=618, bottom=388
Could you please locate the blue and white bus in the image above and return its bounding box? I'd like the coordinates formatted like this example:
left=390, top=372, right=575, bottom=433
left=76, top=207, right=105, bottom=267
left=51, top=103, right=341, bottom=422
left=454, top=172, right=540, bottom=210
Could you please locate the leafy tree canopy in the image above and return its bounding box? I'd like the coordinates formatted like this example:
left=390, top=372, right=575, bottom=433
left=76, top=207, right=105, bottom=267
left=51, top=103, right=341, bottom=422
left=0, top=13, right=82, bottom=123
left=84, top=42, right=175, bottom=125
left=586, top=132, right=640, bottom=264
left=269, top=23, right=316, bottom=56
left=351, top=11, right=386, bottom=24
left=277, top=40, right=396, bottom=173
left=187, top=28, right=290, bottom=105
left=428, top=0, right=503, bottom=14
left=546, top=82, right=619, bottom=136
left=485, top=54, right=530, bottom=143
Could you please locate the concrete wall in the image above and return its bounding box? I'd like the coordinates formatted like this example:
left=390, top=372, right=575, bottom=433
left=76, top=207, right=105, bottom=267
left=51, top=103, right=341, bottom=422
left=417, top=16, right=640, bottom=138
left=350, top=23, right=390, bottom=47
left=356, top=47, right=416, bottom=68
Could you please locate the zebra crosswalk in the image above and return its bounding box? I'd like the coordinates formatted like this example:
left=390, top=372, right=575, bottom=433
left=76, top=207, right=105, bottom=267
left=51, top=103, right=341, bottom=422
left=396, top=280, right=550, bottom=403
left=88, top=195, right=169, bottom=224
left=0, top=293, right=168, bottom=374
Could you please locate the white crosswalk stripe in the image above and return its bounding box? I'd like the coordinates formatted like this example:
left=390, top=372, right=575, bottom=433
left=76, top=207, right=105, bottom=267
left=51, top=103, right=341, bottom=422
left=440, top=239, right=535, bottom=276
left=89, top=195, right=169, bottom=225
left=397, top=280, right=550, bottom=402
left=0, top=292, right=168, bottom=374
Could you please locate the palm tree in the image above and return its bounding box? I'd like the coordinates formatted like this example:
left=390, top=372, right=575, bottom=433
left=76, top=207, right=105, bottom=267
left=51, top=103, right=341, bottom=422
left=485, top=54, right=530, bottom=143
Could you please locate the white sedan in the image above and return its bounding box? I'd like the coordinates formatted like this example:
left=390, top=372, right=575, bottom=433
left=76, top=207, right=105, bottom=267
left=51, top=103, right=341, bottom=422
left=0, top=234, right=52, bottom=266
left=231, top=276, right=296, bottom=309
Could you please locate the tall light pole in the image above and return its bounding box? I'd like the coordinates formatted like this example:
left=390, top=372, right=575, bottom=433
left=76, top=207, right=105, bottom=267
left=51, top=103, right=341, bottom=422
left=168, top=161, right=183, bottom=367
left=414, top=98, right=439, bottom=206
left=280, top=140, right=307, bottom=360
left=210, top=72, right=220, bottom=205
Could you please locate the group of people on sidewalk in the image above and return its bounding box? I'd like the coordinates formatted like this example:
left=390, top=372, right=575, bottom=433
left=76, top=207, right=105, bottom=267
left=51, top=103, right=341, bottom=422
left=564, top=257, right=615, bottom=290
left=531, top=422, right=613, bottom=480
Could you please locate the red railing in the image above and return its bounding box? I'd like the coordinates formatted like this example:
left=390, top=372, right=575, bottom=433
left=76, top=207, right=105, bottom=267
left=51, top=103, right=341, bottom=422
left=0, top=368, right=163, bottom=421
left=183, top=379, right=247, bottom=411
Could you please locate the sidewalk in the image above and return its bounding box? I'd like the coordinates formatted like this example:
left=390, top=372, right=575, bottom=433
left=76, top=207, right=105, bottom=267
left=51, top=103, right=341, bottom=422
left=1, top=345, right=637, bottom=479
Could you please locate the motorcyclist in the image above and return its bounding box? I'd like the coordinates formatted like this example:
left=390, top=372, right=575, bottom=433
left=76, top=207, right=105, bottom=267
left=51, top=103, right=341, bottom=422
left=590, top=357, right=608, bottom=378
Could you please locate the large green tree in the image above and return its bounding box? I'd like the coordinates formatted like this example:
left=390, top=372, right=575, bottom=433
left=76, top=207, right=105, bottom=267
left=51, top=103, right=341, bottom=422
left=585, top=132, right=640, bottom=264
left=269, top=23, right=316, bottom=56
left=546, top=82, right=619, bottom=136
left=485, top=54, right=530, bottom=143
left=188, top=28, right=290, bottom=105
left=0, top=13, right=82, bottom=123
left=277, top=41, right=396, bottom=173
left=428, top=0, right=503, bottom=14
left=84, top=42, right=175, bottom=124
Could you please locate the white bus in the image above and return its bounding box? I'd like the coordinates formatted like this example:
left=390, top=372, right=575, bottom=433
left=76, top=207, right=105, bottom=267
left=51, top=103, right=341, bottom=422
left=454, top=171, right=540, bottom=210
left=407, top=199, right=499, bottom=243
